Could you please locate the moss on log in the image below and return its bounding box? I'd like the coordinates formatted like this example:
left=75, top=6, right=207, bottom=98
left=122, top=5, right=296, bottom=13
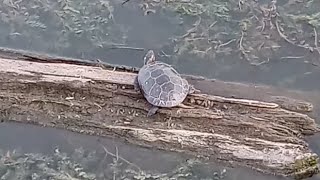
left=0, top=47, right=319, bottom=179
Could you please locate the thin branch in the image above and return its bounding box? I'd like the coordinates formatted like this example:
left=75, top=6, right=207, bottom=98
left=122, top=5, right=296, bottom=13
left=275, top=18, right=309, bottom=49
left=100, top=144, right=141, bottom=172
left=313, top=28, right=320, bottom=55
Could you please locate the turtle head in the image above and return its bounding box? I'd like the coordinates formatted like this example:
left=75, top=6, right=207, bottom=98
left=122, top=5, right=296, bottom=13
left=143, top=50, right=156, bottom=65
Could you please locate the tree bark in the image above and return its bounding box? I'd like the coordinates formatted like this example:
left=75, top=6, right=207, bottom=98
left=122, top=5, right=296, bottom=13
left=0, top=47, right=319, bottom=179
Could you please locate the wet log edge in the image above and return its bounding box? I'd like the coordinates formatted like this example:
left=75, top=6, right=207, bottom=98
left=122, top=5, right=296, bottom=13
left=0, top=47, right=319, bottom=179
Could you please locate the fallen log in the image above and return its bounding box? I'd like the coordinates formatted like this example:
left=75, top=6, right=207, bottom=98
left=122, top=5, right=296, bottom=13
left=0, top=47, right=319, bottom=179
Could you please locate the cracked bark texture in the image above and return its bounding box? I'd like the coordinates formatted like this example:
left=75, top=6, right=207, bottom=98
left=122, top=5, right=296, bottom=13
left=0, top=47, right=319, bottom=179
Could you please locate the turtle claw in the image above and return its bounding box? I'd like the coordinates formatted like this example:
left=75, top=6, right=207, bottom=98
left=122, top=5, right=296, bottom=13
left=147, top=106, right=159, bottom=117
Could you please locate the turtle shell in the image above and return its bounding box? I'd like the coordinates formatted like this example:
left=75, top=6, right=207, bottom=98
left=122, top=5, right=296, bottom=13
left=137, top=61, right=190, bottom=107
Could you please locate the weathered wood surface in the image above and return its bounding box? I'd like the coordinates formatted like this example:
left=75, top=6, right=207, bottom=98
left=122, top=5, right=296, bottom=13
left=0, top=47, right=319, bottom=179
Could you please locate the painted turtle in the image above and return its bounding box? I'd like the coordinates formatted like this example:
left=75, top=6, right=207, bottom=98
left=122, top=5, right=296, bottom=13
left=134, top=50, right=195, bottom=117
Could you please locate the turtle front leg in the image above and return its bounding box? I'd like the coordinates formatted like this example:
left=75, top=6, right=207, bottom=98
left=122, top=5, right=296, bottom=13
left=133, top=76, right=140, bottom=91
left=147, top=106, right=159, bottom=117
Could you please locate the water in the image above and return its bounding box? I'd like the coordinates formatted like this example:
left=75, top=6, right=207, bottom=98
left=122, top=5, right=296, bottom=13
left=0, top=0, right=319, bottom=179
left=0, top=122, right=291, bottom=180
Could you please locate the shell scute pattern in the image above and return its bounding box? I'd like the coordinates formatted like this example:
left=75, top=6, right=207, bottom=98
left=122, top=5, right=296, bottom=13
left=150, top=83, right=161, bottom=98
left=161, top=81, right=174, bottom=93
left=141, top=75, right=154, bottom=94
left=138, top=61, right=190, bottom=108
left=156, top=74, right=170, bottom=86
left=151, top=68, right=164, bottom=78
left=159, top=92, right=169, bottom=101
left=136, top=50, right=199, bottom=117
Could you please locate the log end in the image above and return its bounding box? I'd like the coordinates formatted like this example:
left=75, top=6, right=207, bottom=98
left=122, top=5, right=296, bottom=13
left=289, top=153, right=319, bottom=179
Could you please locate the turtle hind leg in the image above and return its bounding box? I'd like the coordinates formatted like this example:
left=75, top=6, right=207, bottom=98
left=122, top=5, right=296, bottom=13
left=188, top=84, right=200, bottom=94
left=147, top=106, right=159, bottom=117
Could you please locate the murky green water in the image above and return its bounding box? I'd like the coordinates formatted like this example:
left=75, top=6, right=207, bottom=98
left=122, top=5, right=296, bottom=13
left=0, top=0, right=319, bottom=179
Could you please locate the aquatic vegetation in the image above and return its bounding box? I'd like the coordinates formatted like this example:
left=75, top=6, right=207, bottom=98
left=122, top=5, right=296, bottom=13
left=0, top=147, right=227, bottom=180
left=0, top=148, right=96, bottom=179
left=141, top=0, right=320, bottom=65
left=0, top=0, right=319, bottom=65
left=0, top=0, right=128, bottom=56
